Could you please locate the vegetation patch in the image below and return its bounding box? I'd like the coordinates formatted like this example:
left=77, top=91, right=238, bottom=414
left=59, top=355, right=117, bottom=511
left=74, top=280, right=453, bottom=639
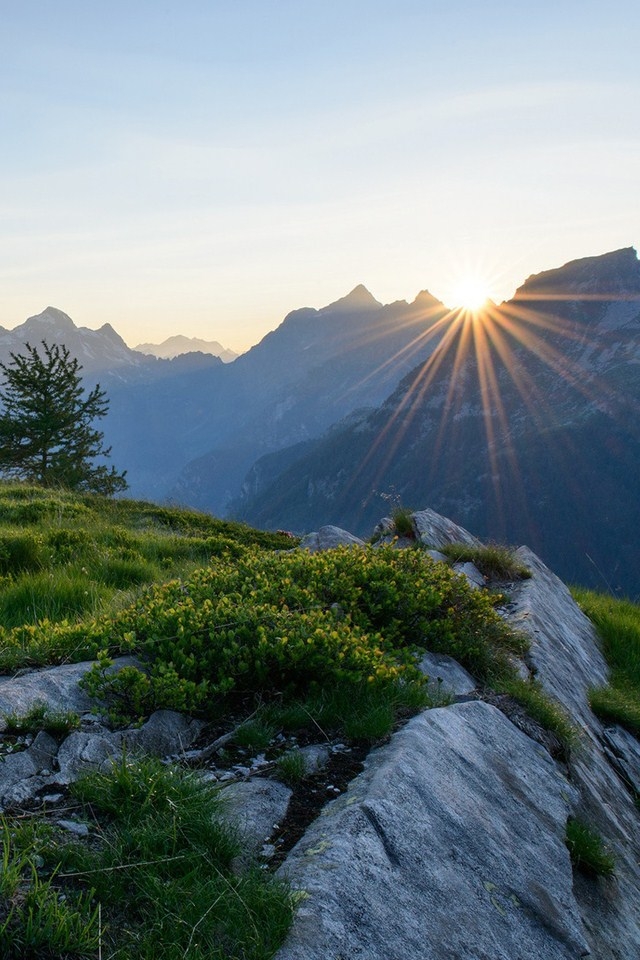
left=572, top=588, right=640, bottom=736
left=2, top=703, right=80, bottom=738
left=1, top=757, right=294, bottom=959
left=565, top=817, right=615, bottom=877
left=439, top=542, right=531, bottom=581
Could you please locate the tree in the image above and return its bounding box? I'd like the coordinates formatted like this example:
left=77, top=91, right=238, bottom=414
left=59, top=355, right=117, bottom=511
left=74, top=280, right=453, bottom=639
left=0, top=341, right=127, bottom=495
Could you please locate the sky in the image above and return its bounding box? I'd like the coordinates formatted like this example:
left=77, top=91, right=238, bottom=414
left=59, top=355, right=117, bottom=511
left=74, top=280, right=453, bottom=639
left=1, top=1, right=639, bottom=353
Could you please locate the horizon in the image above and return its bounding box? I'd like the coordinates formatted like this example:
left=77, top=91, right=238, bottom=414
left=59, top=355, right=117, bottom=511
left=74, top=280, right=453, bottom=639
left=5, top=243, right=638, bottom=355
left=2, top=2, right=639, bottom=351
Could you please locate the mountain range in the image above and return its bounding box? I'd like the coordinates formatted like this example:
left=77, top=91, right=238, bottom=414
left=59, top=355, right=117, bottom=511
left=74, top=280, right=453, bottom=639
left=134, top=334, right=238, bottom=362
left=1, top=246, right=639, bottom=596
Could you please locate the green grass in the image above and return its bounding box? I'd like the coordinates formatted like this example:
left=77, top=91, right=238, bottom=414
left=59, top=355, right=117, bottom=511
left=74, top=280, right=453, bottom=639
left=565, top=817, right=615, bottom=877
left=572, top=588, right=640, bottom=735
left=2, top=702, right=81, bottom=737
left=439, top=542, right=531, bottom=581
left=495, top=676, right=576, bottom=756
left=2, top=757, right=294, bottom=960
left=275, top=749, right=307, bottom=786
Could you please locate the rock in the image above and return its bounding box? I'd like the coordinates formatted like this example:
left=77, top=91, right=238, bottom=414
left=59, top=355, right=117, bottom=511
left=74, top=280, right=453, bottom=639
left=411, top=508, right=481, bottom=549
left=425, top=548, right=447, bottom=562
left=0, top=731, right=58, bottom=808
left=55, top=730, right=123, bottom=784
left=123, top=710, right=203, bottom=757
left=506, top=548, right=640, bottom=958
left=418, top=651, right=477, bottom=697
left=297, top=526, right=365, bottom=553
left=276, top=701, right=586, bottom=960
left=0, top=657, right=142, bottom=731
left=220, top=779, right=293, bottom=857
left=56, top=819, right=90, bottom=837
left=299, top=744, right=330, bottom=774
left=452, top=560, right=485, bottom=590
left=602, top=725, right=640, bottom=795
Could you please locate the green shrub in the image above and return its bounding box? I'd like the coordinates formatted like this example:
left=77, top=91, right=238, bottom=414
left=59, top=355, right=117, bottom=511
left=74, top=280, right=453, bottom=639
left=566, top=817, right=615, bottom=877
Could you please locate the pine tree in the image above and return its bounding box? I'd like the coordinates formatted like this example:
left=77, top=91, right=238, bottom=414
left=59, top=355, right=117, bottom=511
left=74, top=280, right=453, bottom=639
left=0, top=341, right=127, bottom=494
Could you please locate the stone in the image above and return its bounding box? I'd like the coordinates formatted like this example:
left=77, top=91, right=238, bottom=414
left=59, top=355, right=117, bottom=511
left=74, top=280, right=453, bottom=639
left=276, top=701, right=586, bottom=960
left=220, top=779, right=293, bottom=857
left=55, top=730, right=123, bottom=784
left=411, top=508, right=481, bottom=549
left=123, top=709, right=203, bottom=757
left=297, top=526, right=365, bottom=553
left=0, top=657, right=142, bottom=731
left=452, top=560, right=485, bottom=590
left=0, top=731, right=58, bottom=808
left=418, top=651, right=477, bottom=697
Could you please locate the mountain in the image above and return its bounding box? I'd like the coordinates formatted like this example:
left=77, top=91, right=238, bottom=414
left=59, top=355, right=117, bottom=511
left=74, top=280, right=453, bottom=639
left=232, top=248, right=640, bottom=597
left=0, top=307, right=152, bottom=375
left=134, top=334, right=238, bottom=362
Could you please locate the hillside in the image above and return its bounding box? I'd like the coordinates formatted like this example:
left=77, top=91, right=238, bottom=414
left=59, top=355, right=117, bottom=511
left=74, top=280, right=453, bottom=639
left=0, top=485, right=639, bottom=958
left=232, top=248, right=640, bottom=598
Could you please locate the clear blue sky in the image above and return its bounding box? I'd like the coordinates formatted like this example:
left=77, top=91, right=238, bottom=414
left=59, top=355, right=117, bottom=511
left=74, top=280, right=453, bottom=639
left=1, top=1, right=638, bottom=350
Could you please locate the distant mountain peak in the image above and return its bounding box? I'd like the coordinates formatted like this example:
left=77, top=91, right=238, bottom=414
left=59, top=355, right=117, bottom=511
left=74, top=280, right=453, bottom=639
left=514, top=247, right=640, bottom=299
left=412, top=290, right=442, bottom=308
left=323, top=285, right=382, bottom=313
left=134, top=335, right=238, bottom=362
left=23, top=306, right=76, bottom=333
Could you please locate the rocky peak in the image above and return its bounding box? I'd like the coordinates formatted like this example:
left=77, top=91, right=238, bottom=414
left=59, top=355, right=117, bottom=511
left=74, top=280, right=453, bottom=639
left=513, top=247, right=640, bottom=300
left=321, top=284, right=382, bottom=313
left=20, top=306, right=77, bottom=337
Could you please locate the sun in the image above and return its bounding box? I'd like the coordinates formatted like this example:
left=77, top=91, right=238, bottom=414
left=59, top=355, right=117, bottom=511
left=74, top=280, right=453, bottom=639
left=451, top=276, right=491, bottom=312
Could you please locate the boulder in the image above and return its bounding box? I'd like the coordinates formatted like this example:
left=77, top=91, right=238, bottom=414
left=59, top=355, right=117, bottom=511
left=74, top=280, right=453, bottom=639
left=298, top=526, right=365, bottom=553
left=0, top=657, right=142, bottom=731
left=276, top=701, right=586, bottom=960
left=412, top=508, right=481, bottom=549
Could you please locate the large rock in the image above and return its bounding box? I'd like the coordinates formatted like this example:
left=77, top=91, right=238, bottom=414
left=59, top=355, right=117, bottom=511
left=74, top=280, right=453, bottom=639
left=0, top=657, right=141, bottom=731
left=508, top=548, right=640, bottom=958
left=412, top=508, right=481, bottom=549
left=297, top=526, right=365, bottom=553
left=276, top=701, right=586, bottom=960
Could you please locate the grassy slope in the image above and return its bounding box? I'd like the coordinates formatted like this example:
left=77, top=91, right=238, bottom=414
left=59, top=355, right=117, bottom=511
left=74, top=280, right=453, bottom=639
left=0, top=483, right=601, bottom=958
left=572, top=587, right=640, bottom=736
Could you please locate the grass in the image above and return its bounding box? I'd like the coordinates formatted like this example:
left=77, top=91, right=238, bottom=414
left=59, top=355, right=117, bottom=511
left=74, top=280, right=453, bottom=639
left=2, top=702, right=81, bottom=737
left=565, top=817, right=615, bottom=877
left=495, top=676, right=576, bottom=756
left=572, top=587, right=640, bottom=736
left=439, top=542, right=531, bottom=581
left=10, top=756, right=295, bottom=960
left=275, top=750, right=307, bottom=786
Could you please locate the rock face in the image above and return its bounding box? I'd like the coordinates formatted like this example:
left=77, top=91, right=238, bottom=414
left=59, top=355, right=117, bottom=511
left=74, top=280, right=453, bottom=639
left=276, top=702, right=586, bottom=960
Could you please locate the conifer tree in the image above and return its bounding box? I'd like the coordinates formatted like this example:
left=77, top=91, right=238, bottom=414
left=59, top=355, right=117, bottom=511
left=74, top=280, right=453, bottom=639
left=0, top=341, right=127, bottom=494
